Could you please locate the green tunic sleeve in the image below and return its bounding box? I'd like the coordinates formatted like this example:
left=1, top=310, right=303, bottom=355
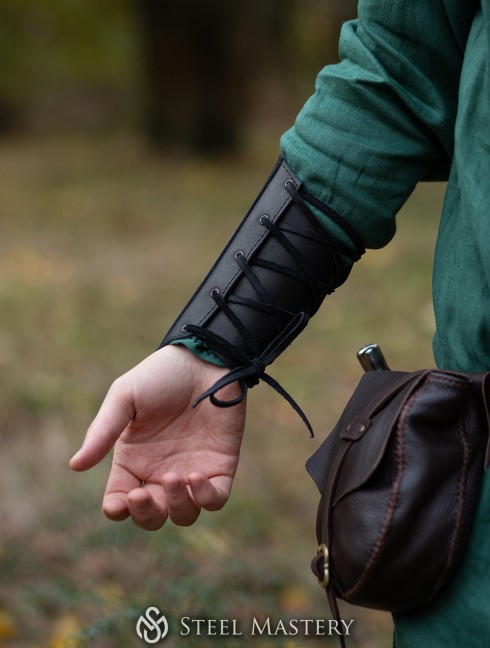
left=281, top=0, right=471, bottom=249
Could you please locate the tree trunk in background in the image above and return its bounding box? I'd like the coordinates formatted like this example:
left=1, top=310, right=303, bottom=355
left=138, top=1, right=242, bottom=154
left=136, top=0, right=295, bottom=155
left=136, top=0, right=358, bottom=155
left=0, top=0, right=358, bottom=142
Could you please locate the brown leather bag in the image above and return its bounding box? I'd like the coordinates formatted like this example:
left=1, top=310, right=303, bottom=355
left=307, top=345, right=490, bottom=634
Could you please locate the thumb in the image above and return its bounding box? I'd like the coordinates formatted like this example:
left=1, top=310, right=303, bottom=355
left=69, top=380, right=135, bottom=471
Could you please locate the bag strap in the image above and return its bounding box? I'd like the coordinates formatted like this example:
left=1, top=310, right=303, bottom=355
left=327, top=588, right=347, bottom=648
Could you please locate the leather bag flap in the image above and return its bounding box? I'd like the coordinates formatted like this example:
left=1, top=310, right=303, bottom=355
left=306, top=370, right=423, bottom=493
left=332, top=378, right=421, bottom=506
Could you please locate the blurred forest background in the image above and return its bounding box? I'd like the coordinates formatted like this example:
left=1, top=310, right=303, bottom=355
left=0, top=0, right=357, bottom=152
left=0, top=1, right=445, bottom=647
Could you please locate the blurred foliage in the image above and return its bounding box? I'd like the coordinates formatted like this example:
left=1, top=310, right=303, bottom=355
left=0, top=0, right=356, bottom=148
left=0, top=0, right=140, bottom=132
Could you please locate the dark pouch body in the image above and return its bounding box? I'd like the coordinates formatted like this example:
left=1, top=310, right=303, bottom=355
left=307, top=367, right=490, bottom=613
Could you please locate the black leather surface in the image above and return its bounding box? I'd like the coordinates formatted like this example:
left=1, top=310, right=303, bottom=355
left=159, top=158, right=348, bottom=367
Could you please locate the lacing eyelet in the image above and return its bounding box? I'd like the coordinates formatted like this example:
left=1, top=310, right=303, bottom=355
left=181, top=324, right=188, bottom=332
left=235, top=250, right=244, bottom=259
left=285, top=179, right=296, bottom=189
left=259, top=214, right=270, bottom=225
left=211, top=288, right=220, bottom=297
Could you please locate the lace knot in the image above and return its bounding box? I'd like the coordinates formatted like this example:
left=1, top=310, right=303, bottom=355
left=246, top=357, right=266, bottom=386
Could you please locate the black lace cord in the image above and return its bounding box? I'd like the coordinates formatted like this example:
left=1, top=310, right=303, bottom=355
left=188, top=311, right=314, bottom=436
left=253, top=257, right=330, bottom=295
left=234, top=253, right=286, bottom=334
left=226, top=294, right=294, bottom=322
left=184, top=183, right=364, bottom=436
left=260, top=217, right=325, bottom=307
left=286, top=182, right=365, bottom=261
left=235, top=252, right=271, bottom=305
left=212, top=290, right=262, bottom=358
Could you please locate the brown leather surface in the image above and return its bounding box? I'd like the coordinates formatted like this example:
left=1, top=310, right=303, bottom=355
left=307, top=368, right=490, bottom=614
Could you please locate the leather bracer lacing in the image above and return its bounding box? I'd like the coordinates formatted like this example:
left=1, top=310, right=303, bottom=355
left=159, top=158, right=365, bottom=434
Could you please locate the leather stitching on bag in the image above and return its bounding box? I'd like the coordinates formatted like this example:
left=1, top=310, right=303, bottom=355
left=343, top=385, right=419, bottom=600
left=450, top=409, right=471, bottom=567
left=429, top=398, right=471, bottom=602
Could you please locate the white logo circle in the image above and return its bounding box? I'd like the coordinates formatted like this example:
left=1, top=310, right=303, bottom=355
left=136, top=607, right=169, bottom=644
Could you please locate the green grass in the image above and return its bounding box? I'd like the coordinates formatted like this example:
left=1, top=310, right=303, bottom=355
left=0, top=130, right=445, bottom=647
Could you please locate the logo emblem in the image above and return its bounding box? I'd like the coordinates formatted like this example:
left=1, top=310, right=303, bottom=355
left=136, top=607, right=169, bottom=644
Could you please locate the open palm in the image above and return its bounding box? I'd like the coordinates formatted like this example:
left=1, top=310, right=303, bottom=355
left=70, top=345, right=246, bottom=529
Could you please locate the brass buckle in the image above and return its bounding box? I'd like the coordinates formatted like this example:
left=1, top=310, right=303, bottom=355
left=317, top=543, right=329, bottom=589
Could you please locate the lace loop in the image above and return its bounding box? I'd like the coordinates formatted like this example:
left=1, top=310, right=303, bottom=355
left=191, top=312, right=313, bottom=436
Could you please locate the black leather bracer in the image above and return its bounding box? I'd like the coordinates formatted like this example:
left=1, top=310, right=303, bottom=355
left=159, top=158, right=364, bottom=432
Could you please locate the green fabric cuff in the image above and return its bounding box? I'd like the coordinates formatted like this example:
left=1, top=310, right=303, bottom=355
left=170, top=336, right=226, bottom=368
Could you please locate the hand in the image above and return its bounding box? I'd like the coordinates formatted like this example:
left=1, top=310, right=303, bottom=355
left=69, top=345, right=246, bottom=530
